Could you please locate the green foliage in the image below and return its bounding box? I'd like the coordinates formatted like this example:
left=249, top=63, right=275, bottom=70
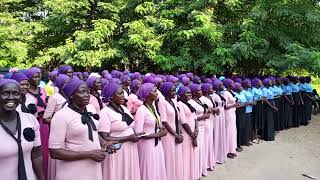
left=1, top=0, right=320, bottom=75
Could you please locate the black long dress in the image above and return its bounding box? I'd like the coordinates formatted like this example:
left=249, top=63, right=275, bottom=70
left=279, top=96, right=286, bottom=130
left=236, top=107, right=246, bottom=146
left=253, top=100, right=264, bottom=130
left=273, top=97, right=281, bottom=131
left=283, top=95, right=293, bottom=129
left=291, top=92, right=301, bottom=127
left=263, top=100, right=275, bottom=141
left=300, top=91, right=308, bottom=126
left=306, top=92, right=313, bottom=121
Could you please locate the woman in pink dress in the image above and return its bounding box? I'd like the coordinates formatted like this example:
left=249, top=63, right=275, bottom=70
left=200, top=83, right=219, bottom=170
left=134, top=83, right=168, bottom=180
left=10, top=72, right=37, bottom=115
left=177, top=86, right=197, bottom=180
left=211, top=80, right=227, bottom=164
left=25, top=67, right=49, bottom=178
left=87, top=76, right=103, bottom=113
left=0, top=79, right=45, bottom=180
left=158, top=82, right=184, bottom=180
left=43, top=74, right=70, bottom=180
left=127, top=79, right=143, bottom=115
left=223, top=79, right=239, bottom=159
left=49, top=78, right=106, bottom=180
left=43, top=74, right=70, bottom=123
left=188, top=84, right=210, bottom=178
left=98, top=82, right=141, bottom=180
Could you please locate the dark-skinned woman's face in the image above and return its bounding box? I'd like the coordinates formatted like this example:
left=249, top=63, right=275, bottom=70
left=93, top=78, right=102, bottom=91
left=112, top=87, right=125, bottom=106
left=71, top=84, right=90, bottom=107
left=0, top=83, right=21, bottom=112
left=194, top=87, right=202, bottom=98
left=20, top=80, right=30, bottom=95
left=229, top=83, right=235, bottom=90
left=258, top=80, right=263, bottom=88
left=246, top=82, right=252, bottom=89
left=30, top=72, right=41, bottom=86
left=147, top=87, right=158, bottom=102
left=66, top=69, right=74, bottom=78
left=167, top=86, right=176, bottom=99
left=125, top=79, right=131, bottom=86
left=134, top=82, right=142, bottom=92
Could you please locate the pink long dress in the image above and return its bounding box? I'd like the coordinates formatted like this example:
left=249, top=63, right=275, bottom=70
left=224, top=91, right=237, bottom=154
left=29, top=87, right=49, bottom=179
left=178, top=101, right=197, bottom=180
left=188, top=99, right=208, bottom=177
left=134, top=105, right=167, bottom=180
left=211, top=93, right=227, bottom=164
left=49, top=106, right=102, bottom=180
left=43, top=92, right=67, bottom=180
left=158, top=98, right=183, bottom=180
left=199, top=96, right=216, bottom=169
left=0, top=112, right=41, bottom=180
left=98, top=105, right=140, bottom=180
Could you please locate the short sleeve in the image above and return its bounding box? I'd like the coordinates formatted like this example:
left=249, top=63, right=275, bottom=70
left=49, top=111, right=68, bottom=149
left=98, top=109, right=112, bottom=133
left=134, top=106, right=145, bottom=133
left=43, top=95, right=57, bottom=119
left=178, top=103, right=187, bottom=124
left=25, top=114, right=41, bottom=147
left=158, top=99, right=168, bottom=123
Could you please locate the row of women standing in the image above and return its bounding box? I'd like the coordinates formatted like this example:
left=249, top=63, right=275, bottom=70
left=0, top=66, right=314, bottom=180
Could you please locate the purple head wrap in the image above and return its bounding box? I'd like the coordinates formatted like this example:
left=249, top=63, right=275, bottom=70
left=193, top=76, right=200, bottom=83
left=103, top=73, right=112, bottom=80
left=234, top=78, right=243, bottom=84
left=252, top=78, right=261, bottom=87
left=25, top=67, right=41, bottom=79
left=54, top=74, right=70, bottom=89
left=86, top=76, right=99, bottom=88
left=263, top=78, right=271, bottom=86
left=82, top=72, right=89, bottom=78
left=160, top=82, right=175, bottom=97
left=177, top=86, right=191, bottom=97
left=10, top=72, right=28, bottom=83
left=143, top=76, right=155, bottom=84
left=58, top=65, right=72, bottom=75
left=166, top=75, right=175, bottom=83
left=132, top=72, right=141, bottom=80
left=178, top=74, right=186, bottom=81
left=234, top=82, right=242, bottom=91
left=181, top=77, right=190, bottom=85
left=201, top=83, right=212, bottom=93
left=190, top=83, right=201, bottom=94
left=111, top=70, right=122, bottom=78
left=0, top=79, right=20, bottom=88
left=213, top=80, right=223, bottom=91
left=102, top=70, right=109, bottom=76
left=203, top=78, right=213, bottom=84
left=63, top=78, right=86, bottom=97
left=242, top=78, right=251, bottom=87
left=123, top=70, right=130, bottom=75
left=223, top=78, right=234, bottom=88
left=186, top=73, right=193, bottom=78
left=49, top=70, right=58, bottom=81
left=102, top=82, right=121, bottom=102
left=110, top=78, right=122, bottom=85
left=154, top=77, right=163, bottom=85
left=101, top=78, right=109, bottom=87
left=120, top=75, right=130, bottom=83
left=137, top=83, right=155, bottom=102
left=130, top=79, right=141, bottom=92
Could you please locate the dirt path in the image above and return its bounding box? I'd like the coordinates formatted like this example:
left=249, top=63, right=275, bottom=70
left=205, top=116, right=320, bottom=180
